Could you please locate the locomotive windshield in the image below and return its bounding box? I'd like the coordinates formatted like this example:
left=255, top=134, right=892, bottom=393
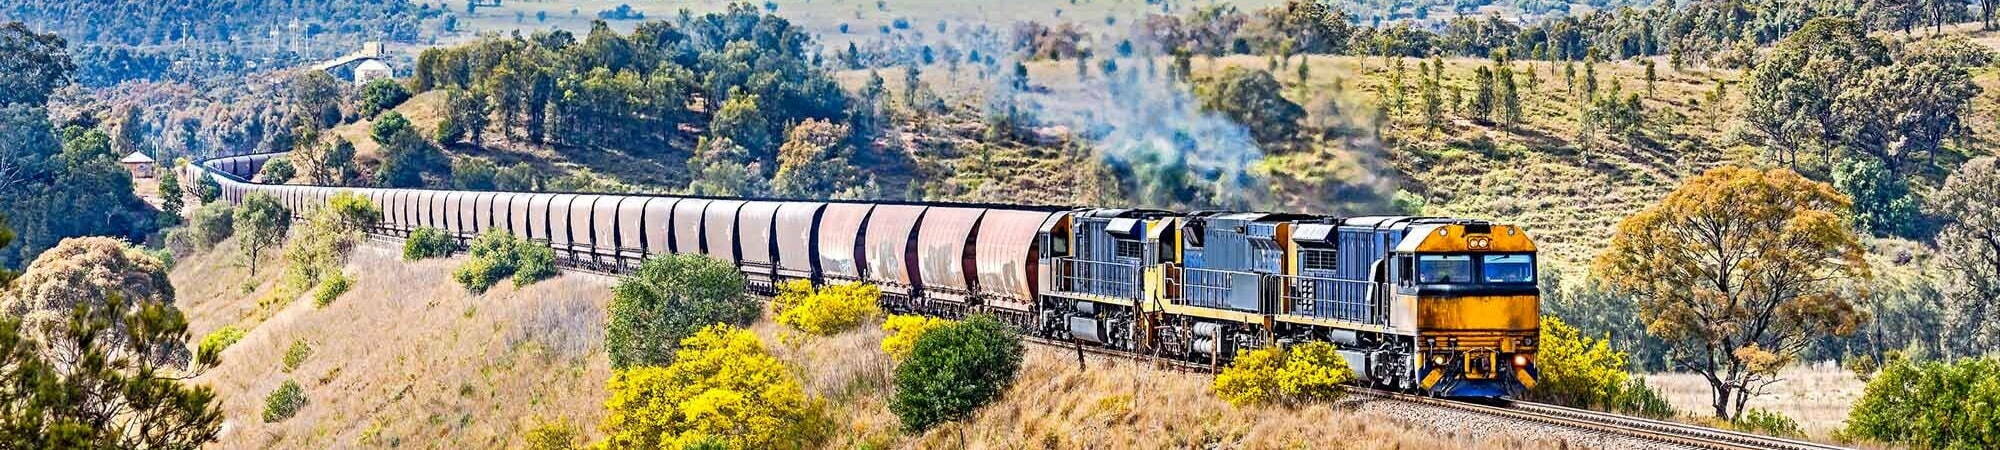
left=1418, top=255, right=1472, bottom=283
left=1481, top=254, right=1536, bottom=283
left=1414, top=253, right=1537, bottom=285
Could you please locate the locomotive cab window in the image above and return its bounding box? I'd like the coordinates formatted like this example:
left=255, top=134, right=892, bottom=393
left=1481, top=254, right=1536, bottom=283
left=1417, top=255, right=1473, bottom=284
left=1115, top=239, right=1144, bottom=260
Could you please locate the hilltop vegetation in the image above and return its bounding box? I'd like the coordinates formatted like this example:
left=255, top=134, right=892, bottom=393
left=0, top=0, right=427, bottom=85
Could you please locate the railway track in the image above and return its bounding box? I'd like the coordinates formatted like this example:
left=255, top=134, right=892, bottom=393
left=362, top=232, right=1847, bottom=450
left=1343, top=388, right=1847, bottom=450
left=1020, top=335, right=1846, bottom=450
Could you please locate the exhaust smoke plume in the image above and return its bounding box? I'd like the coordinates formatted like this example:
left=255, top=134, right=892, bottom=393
left=995, top=60, right=1273, bottom=210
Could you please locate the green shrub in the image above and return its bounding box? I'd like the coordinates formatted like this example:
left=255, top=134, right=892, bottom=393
left=403, top=226, right=456, bottom=260
left=324, top=192, right=382, bottom=232
left=279, top=194, right=373, bottom=302
left=186, top=202, right=234, bottom=249
left=196, top=175, right=220, bottom=204
left=313, top=272, right=352, bottom=308
left=1212, top=342, right=1354, bottom=407
left=282, top=339, right=313, bottom=373
left=139, top=246, right=175, bottom=271
left=604, top=253, right=754, bottom=368
left=891, top=315, right=1023, bottom=432
left=263, top=379, right=308, bottom=423
left=1844, top=357, right=2000, bottom=448
left=197, top=326, right=248, bottom=365
left=774, top=280, right=881, bottom=335
left=1734, top=408, right=1803, bottom=438
left=1610, top=378, right=1675, bottom=419
left=260, top=157, right=296, bottom=183
left=451, top=230, right=559, bottom=293
left=512, top=243, right=556, bottom=286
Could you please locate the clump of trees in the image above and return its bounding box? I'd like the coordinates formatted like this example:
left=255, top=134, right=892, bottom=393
left=372, top=111, right=452, bottom=188
left=1594, top=166, right=1866, bottom=420
left=1931, top=157, right=2000, bottom=354
left=1747, top=20, right=1989, bottom=176
left=259, top=156, right=296, bottom=183
left=357, top=78, right=412, bottom=118
left=604, top=254, right=757, bottom=368
left=276, top=192, right=377, bottom=307
left=891, top=315, right=1023, bottom=432
left=450, top=230, right=556, bottom=294
left=0, top=24, right=159, bottom=269
left=1193, top=67, right=1303, bottom=146
left=409, top=7, right=878, bottom=197
left=1212, top=342, right=1353, bottom=407
left=771, top=280, right=881, bottom=336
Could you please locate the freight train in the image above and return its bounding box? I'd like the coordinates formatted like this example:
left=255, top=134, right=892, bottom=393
left=189, top=153, right=1541, bottom=397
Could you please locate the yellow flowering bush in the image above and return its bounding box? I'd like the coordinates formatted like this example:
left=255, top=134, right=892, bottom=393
left=1212, top=347, right=1284, bottom=406
left=1212, top=342, right=1353, bottom=407
left=599, top=324, right=823, bottom=449
left=1527, top=316, right=1674, bottom=417
left=770, top=279, right=812, bottom=308
left=774, top=282, right=882, bottom=335
left=880, top=314, right=950, bottom=361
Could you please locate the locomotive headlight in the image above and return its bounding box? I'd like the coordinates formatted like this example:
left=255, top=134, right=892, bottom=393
left=1431, top=354, right=1447, bottom=365
left=1513, top=354, right=1530, bottom=367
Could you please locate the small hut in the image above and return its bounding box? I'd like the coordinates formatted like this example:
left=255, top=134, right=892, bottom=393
left=119, top=152, right=157, bottom=178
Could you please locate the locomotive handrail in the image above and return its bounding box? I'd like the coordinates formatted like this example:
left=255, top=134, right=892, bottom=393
left=1050, top=257, right=1143, bottom=300
left=1176, top=266, right=1264, bottom=311
left=1273, top=274, right=1386, bottom=325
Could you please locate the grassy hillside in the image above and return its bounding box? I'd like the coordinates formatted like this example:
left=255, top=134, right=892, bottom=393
left=847, top=54, right=1752, bottom=270
left=171, top=236, right=1574, bottom=448
left=178, top=240, right=614, bottom=447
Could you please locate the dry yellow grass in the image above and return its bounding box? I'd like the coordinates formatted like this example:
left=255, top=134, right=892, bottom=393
left=180, top=241, right=614, bottom=448
left=171, top=237, right=1562, bottom=449
left=1642, top=362, right=1867, bottom=440
left=755, top=313, right=1560, bottom=449
left=901, top=347, right=1568, bottom=449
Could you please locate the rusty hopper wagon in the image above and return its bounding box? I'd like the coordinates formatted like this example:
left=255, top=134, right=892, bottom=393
left=188, top=152, right=1542, bottom=398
